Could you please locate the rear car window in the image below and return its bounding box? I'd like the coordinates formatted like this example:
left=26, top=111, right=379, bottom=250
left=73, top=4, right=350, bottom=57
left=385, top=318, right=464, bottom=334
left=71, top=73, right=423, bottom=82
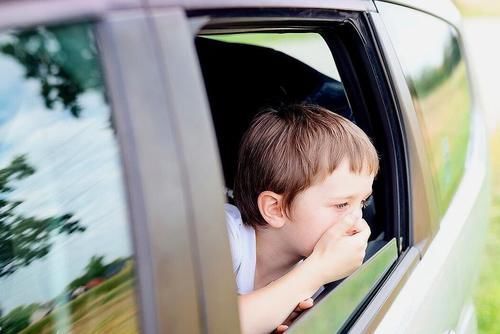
left=0, top=23, right=139, bottom=333
left=379, top=2, right=472, bottom=217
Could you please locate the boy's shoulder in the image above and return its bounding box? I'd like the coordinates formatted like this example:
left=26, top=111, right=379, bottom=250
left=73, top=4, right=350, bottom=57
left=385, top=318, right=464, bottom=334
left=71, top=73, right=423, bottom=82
left=224, top=203, right=242, bottom=222
left=224, top=202, right=254, bottom=245
left=224, top=203, right=256, bottom=294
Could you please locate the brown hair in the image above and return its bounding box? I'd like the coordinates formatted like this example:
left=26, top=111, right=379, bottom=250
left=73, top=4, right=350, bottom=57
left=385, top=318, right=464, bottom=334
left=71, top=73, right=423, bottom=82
left=233, top=104, right=379, bottom=227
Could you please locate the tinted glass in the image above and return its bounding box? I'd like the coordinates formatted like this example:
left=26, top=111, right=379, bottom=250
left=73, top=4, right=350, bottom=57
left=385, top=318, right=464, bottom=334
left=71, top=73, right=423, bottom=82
left=379, top=3, right=472, bottom=215
left=0, top=24, right=139, bottom=333
left=289, top=239, right=398, bottom=333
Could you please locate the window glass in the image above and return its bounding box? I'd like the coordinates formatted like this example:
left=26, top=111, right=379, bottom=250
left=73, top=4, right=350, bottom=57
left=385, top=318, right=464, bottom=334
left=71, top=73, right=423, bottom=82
left=289, top=238, right=398, bottom=333
left=0, top=24, right=139, bottom=333
left=379, top=3, right=472, bottom=215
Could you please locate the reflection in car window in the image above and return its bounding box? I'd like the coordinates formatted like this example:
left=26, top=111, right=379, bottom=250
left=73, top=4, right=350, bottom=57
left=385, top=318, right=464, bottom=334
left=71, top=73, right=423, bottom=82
left=0, top=24, right=139, bottom=333
left=379, top=3, right=472, bottom=216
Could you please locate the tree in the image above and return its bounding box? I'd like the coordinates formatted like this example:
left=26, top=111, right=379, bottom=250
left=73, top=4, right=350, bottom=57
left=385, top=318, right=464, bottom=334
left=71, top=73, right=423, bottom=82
left=0, top=26, right=104, bottom=118
left=0, top=26, right=100, bottom=279
left=67, top=255, right=107, bottom=291
left=0, top=304, right=40, bottom=334
left=0, top=155, right=85, bottom=278
left=84, top=255, right=107, bottom=280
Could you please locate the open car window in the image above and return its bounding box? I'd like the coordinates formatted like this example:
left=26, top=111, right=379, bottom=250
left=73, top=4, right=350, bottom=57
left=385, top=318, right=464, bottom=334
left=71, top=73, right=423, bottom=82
left=196, top=31, right=353, bottom=190
left=192, top=12, right=408, bottom=332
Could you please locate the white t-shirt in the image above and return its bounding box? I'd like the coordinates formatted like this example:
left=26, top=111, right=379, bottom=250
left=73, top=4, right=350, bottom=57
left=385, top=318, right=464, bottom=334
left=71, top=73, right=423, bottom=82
left=224, top=203, right=324, bottom=298
left=224, top=203, right=256, bottom=294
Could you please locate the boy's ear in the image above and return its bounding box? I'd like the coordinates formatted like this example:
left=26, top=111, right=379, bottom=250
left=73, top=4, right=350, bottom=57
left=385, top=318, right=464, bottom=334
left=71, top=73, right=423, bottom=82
left=257, top=191, right=286, bottom=229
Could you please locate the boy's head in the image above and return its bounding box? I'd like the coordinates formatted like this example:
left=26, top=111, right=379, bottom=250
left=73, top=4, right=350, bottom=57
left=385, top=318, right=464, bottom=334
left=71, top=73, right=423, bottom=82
left=234, top=104, right=379, bottom=233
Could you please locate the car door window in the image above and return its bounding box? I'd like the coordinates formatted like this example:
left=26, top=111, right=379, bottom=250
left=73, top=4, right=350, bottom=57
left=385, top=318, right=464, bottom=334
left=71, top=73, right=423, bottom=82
left=379, top=2, right=472, bottom=217
left=0, top=23, right=139, bottom=333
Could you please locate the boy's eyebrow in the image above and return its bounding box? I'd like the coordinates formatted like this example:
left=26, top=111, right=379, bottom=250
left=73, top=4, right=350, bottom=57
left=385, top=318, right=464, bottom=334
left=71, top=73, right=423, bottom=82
left=330, top=190, right=373, bottom=201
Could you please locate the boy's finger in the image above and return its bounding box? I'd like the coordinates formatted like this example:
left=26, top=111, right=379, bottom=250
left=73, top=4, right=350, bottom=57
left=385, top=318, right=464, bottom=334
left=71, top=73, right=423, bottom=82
left=351, top=217, right=365, bottom=232
left=297, top=298, right=314, bottom=311
left=276, top=324, right=289, bottom=333
left=331, top=212, right=357, bottom=235
left=353, top=219, right=371, bottom=241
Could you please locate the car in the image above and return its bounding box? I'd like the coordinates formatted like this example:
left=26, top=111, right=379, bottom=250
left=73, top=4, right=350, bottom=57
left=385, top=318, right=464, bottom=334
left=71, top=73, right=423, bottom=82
left=0, top=0, right=489, bottom=333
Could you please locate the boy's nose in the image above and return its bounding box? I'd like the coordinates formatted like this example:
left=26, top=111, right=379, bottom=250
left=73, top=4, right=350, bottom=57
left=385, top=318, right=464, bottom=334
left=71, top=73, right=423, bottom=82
left=351, top=208, right=362, bottom=221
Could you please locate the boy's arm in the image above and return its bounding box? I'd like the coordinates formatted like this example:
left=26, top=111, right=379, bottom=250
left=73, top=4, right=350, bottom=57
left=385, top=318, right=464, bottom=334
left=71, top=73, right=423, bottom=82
left=238, top=257, right=321, bottom=334
left=238, top=213, right=370, bottom=334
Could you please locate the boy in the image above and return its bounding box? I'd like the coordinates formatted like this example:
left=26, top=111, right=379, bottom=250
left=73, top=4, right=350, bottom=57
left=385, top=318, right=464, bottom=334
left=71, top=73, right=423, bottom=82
left=225, top=104, right=378, bottom=333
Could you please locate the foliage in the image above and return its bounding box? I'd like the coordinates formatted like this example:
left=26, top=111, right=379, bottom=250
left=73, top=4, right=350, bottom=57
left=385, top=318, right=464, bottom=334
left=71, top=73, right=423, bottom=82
left=0, top=25, right=103, bottom=117
left=413, top=37, right=462, bottom=98
left=67, top=255, right=107, bottom=291
left=0, top=155, right=85, bottom=278
left=0, top=304, right=40, bottom=334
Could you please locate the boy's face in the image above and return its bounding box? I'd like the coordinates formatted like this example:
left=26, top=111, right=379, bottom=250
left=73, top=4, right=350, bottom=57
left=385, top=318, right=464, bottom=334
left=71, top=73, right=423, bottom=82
left=282, top=159, right=375, bottom=257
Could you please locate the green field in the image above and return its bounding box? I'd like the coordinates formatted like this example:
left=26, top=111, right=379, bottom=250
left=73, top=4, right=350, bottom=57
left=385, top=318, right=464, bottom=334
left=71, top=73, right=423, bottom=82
left=20, top=261, right=139, bottom=334
left=473, top=128, right=500, bottom=334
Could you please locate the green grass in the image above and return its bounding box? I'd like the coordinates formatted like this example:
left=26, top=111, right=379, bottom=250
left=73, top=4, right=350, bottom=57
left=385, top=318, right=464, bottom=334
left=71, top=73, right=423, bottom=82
left=474, top=129, right=500, bottom=334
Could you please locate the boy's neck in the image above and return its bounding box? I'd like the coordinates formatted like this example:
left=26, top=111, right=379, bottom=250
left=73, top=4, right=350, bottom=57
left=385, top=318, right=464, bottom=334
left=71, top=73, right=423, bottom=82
left=253, top=227, right=303, bottom=290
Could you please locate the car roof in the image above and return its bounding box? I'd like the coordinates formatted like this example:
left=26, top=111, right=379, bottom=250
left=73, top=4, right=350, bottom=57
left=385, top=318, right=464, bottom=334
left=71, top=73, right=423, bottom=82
left=0, top=0, right=460, bottom=31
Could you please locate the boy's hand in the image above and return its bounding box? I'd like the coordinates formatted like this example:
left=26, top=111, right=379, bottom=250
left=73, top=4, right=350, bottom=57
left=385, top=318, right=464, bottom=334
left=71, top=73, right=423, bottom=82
left=273, top=298, right=314, bottom=334
left=307, top=212, right=370, bottom=285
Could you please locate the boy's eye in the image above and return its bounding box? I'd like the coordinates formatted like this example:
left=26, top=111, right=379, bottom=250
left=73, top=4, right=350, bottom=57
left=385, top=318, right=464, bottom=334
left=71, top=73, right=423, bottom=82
left=335, top=202, right=349, bottom=209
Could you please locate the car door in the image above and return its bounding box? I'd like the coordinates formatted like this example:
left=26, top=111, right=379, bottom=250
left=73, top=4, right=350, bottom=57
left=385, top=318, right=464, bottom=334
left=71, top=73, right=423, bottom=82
left=0, top=1, right=209, bottom=333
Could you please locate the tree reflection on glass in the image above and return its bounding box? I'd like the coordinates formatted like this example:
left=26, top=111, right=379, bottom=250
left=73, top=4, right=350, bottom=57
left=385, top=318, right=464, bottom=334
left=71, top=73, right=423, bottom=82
left=0, top=155, right=85, bottom=278
left=0, top=26, right=103, bottom=118
left=0, top=23, right=138, bottom=334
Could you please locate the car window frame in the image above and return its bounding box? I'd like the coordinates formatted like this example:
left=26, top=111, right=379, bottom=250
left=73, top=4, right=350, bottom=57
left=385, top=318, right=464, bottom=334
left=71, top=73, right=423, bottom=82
left=176, top=7, right=414, bottom=332
left=149, top=8, right=242, bottom=334
left=98, top=10, right=208, bottom=334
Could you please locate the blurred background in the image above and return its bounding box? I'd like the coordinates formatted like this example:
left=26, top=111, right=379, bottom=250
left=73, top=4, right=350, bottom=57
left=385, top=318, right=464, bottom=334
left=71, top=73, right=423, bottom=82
left=454, top=0, right=500, bottom=333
